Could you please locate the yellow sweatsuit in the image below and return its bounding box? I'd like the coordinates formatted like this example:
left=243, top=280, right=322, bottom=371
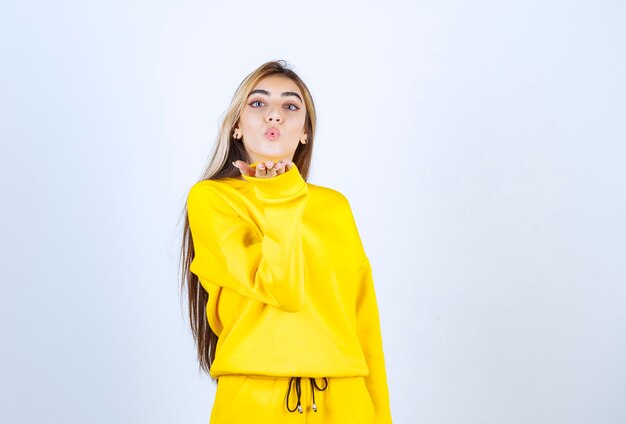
left=186, top=163, right=392, bottom=423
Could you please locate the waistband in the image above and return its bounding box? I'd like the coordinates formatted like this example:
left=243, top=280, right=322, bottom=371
left=285, top=377, right=329, bottom=413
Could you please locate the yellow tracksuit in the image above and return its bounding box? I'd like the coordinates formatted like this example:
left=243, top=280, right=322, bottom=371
left=186, top=163, right=393, bottom=423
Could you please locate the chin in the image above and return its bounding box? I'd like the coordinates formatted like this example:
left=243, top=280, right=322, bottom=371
left=253, top=149, right=292, bottom=161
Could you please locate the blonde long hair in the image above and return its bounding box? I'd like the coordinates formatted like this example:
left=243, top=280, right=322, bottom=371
left=179, top=60, right=317, bottom=380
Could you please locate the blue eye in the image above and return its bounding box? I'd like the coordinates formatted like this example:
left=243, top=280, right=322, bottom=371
left=285, top=104, right=299, bottom=111
left=250, top=100, right=264, bottom=107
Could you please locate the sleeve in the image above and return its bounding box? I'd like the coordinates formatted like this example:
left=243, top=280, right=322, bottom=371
left=356, top=255, right=394, bottom=423
left=186, top=164, right=309, bottom=312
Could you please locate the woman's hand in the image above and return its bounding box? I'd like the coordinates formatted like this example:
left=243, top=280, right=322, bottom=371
left=232, top=160, right=294, bottom=178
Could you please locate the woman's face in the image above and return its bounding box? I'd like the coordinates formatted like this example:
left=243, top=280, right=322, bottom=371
left=235, top=75, right=307, bottom=164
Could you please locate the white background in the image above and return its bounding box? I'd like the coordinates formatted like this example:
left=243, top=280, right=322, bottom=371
left=1, top=1, right=625, bottom=423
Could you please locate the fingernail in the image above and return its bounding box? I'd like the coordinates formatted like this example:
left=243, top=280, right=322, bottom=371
left=232, top=161, right=239, bottom=168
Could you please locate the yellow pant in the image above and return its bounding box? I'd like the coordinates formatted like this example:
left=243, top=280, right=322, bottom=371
left=210, top=374, right=374, bottom=423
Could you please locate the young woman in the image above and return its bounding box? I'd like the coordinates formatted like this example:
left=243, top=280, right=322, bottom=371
left=180, top=60, right=393, bottom=423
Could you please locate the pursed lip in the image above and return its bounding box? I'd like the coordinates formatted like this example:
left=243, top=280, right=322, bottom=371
left=265, top=127, right=280, bottom=140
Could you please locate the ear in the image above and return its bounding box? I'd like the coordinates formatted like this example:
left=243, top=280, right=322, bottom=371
left=300, top=132, right=308, bottom=144
left=233, top=127, right=242, bottom=140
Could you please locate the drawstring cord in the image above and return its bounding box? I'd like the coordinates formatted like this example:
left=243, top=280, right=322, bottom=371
left=286, top=377, right=303, bottom=413
left=285, top=377, right=329, bottom=413
left=311, top=377, right=329, bottom=412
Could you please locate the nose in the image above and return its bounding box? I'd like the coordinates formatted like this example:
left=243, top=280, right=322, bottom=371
left=265, top=106, right=282, bottom=123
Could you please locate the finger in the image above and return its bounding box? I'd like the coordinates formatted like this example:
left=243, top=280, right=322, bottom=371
left=275, top=161, right=285, bottom=175
left=255, top=162, right=266, bottom=178
left=284, top=160, right=294, bottom=171
left=264, top=161, right=275, bottom=176
left=262, top=161, right=277, bottom=178
left=232, top=160, right=254, bottom=176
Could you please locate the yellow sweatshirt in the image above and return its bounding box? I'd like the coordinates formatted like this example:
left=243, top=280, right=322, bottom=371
left=186, top=163, right=392, bottom=423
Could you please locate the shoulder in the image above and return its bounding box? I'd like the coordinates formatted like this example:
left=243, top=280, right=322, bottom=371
left=187, top=179, right=242, bottom=212
left=308, top=182, right=349, bottom=202
left=307, top=182, right=355, bottom=212
left=188, top=178, right=245, bottom=197
left=307, top=183, right=366, bottom=256
left=187, top=179, right=217, bottom=202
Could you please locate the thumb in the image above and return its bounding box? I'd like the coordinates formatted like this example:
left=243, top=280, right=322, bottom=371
left=232, top=160, right=254, bottom=176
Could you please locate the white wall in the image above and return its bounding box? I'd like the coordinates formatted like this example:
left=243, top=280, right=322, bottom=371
left=1, top=1, right=625, bottom=423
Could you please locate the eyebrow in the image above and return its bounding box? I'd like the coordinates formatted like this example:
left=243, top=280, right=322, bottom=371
left=248, top=89, right=303, bottom=103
